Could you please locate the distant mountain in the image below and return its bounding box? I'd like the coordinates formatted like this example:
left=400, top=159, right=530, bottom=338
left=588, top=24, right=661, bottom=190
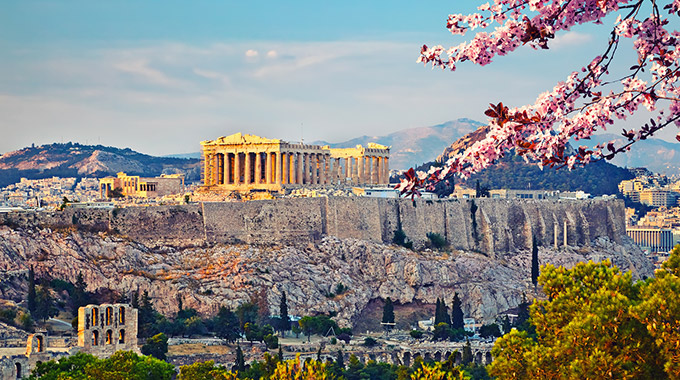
left=0, top=142, right=201, bottom=187
left=585, top=133, right=680, bottom=176
left=313, top=118, right=484, bottom=170
left=416, top=126, right=634, bottom=196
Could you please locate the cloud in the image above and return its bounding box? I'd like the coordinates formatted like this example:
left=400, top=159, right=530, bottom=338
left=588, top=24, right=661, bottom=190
left=266, top=50, right=278, bottom=59
left=193, top=68, right=232, bottom=87
left=113, top=59, right=181, bottom=87
left=551, top=32, right=593, bottom=50
left=245, top=49, right=259, bottom=58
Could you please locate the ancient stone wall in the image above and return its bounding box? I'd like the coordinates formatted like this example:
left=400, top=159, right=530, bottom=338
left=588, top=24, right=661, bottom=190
left=0, top=198, right=627, bottom=255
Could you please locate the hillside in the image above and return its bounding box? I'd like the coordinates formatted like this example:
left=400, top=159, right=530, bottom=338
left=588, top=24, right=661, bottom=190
left=415, top=126, right=635, bottom=196
left=587, top=133, right=680, bottom=176
left=0, top=142, right=201, bottom=187
left=313, top=119, right=483, bottom=170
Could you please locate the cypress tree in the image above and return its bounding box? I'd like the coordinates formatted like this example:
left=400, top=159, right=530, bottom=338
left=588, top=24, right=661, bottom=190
left=532, top=236, right=540, bottom=288
left=278, top=345, right=283, bottom=362
left=236, top=344, right=245, bottom=373
left=317, top=346, right=323, bottom=361
left=27, top=266, right=37, bottom=315
left=462, top=339, right=473, bottom=365
left=434, top=298, right=442, bottom=325
left=279, top=291, right=290, bottom=337
left=336, top=349, right=344, bottom=369
left=451, top=293, right=464, bottom=330
left=382, top=297, right=394, bottom=324
left=72, top=272, right=88, bottom=314
left=441, top=298, right=451, bottom=326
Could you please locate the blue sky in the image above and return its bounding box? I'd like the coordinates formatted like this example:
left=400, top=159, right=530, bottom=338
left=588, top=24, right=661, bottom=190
left=0, top=1, right=661, bottom=156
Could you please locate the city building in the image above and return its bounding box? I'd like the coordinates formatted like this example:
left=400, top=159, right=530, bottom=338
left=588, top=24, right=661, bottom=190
left=99, top=172, right=185, bottom=198
left=626, top=227, right=675, bottom=253
left=200, top=133, right=390, bottom=192
left=638, top=189, right=677, bottom=208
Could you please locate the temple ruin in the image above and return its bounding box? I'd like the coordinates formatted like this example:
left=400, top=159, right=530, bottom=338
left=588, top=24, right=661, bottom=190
left=200, top=133, right=390, bottom=191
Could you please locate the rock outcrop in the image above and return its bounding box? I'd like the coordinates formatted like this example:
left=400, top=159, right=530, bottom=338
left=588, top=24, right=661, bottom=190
left=0, top=223, right=652, bottom=327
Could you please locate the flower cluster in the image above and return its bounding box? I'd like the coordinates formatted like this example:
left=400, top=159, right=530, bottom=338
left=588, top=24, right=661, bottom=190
left=400, top=0, right=680, bottom=197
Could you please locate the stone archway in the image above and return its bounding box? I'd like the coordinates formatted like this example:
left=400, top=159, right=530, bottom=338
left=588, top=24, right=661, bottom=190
left=485, top=352, right=492, bottom=365
left=475, top=351, right=483, bottom=364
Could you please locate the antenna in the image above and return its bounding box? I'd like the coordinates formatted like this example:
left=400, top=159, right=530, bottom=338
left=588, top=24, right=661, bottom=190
left=300, top=123, right=304, bottom=145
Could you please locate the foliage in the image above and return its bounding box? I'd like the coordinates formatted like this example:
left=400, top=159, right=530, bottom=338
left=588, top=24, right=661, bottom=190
left=279, top=291, right=290, bottom=336
left=404, top=0, right=680, bottom=196
left=214, top=306, right=241, bottom=343
left=478, top=323, right=502, bottom=339
left=531, top=236, right=539, bottom=287
left=382, top=297, right=395, bottom=324
left=236, top=302, right=259, bottom=332
left=28, top=351, right=174, bottom=380
left=270, top=355, right=331, bottom=380
left=426, top=232, right=448, bottom=250
left=393, top=228, right=413, bottom=249
left=141, top=333, right=169, bottom=361
left=363, top=336, right=378, bottom=347
left=410, top=329, right=424, bottom=339
left=451, top=293, right=464, bottom=330
left=411, top=361, right=471, bottom=380
left=435, top=298, right=451, bottom=326
left=488, top=248, right=680, bottom=379
left=264, top=333, right=279, bottom=349
left=177, top=360, right=236, bottom=380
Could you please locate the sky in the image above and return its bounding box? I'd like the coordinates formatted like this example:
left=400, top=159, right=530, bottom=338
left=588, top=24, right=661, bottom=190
left=0, top=1, right=672, bottom=156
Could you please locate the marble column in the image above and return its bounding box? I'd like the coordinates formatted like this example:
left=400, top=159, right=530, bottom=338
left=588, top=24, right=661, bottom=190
left=254, top=152, right=261, bottom=184
left=384, top=157, right=390, bottom=184
left=357, top=156, right=364, bottom=185
left=266, top=152, right=272, bottom=184
left=244, top=151, right=251, bottom=185
left=311, top=154, right=318, bottom=185
left=297, top=152, right=303, bottom=184
left=289, top=153, right=296, bottom=185
left=234, top=153, right=241, bottom=185
left=275, top=152, right=282, bottom=185
left=319, top=154, right=326, bottom=185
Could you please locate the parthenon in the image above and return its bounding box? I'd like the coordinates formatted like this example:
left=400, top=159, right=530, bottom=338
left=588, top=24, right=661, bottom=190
left=201, top=133, right=390, bottom=191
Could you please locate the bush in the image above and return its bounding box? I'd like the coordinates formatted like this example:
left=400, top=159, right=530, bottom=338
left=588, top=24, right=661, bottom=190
left=263, top=334, right=279, bottom=349
left=141, top=333, right=169, bottom=361
left=337, top=333, right=351, bottom=344
left=392, top=228, right=413, bottom=249
left=426, top=232, right=447, bottom=249
left=330, top=337, right=337, bottom=344
left=363, top=337, right=378, bottom=347
left=409, top=330, right=424, bottom=339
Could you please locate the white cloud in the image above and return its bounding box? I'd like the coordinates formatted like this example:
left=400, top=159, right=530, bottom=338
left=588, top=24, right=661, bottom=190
left=245, top=49, right=259, bottom=58
left=551, top=32, right=593, bottom=50
left=266, top=50, right=278, bottom=58
left=113, top=59, right=182, bottom=87
left=193, top=68, right=232, bottom=87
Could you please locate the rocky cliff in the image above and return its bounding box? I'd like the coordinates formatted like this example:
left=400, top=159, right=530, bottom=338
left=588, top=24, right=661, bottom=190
left=0, top=218, right=652, bottom=328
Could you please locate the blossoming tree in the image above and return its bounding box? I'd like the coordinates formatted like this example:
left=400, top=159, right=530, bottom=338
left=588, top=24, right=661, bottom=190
left=398, top=0, right=680, bottom=198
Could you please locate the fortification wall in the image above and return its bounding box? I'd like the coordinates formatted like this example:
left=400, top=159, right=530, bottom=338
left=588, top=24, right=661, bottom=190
left=0, top=198, right=627, bottom=255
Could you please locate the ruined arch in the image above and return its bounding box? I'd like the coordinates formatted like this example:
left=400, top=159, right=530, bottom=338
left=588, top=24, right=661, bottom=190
left=474, top=351, right=483, bottom=364
left=106, top=307, right=113, bottom=326
left=402, top=352, right=411, bottom=367
left=92, top=330, right=99, bottom=346
left=119, top=306, right=125, bottom=324
left=15, top=362, right=22, bottom=379
left=119, top=329, right=126, bottom=344
left=106, top=330, right=113, bottom=344
left=91, top=307, right=99, bottom=326
left=485, top=352, right=492, bottom=365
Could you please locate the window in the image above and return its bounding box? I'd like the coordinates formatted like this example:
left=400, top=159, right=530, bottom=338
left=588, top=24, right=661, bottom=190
left=36, top=336, right=44, bottom=352
left=106, top=330, right=112, bottom=344
left=92, top=330, right=99, bottom=346
left=15, top=363, right=21, bottom=379
left=91, top=308, right=98, bottom=326
left=119, top=307, right=125, bottom=324
left=119, top=330, right=125, bottom=344
left=106, top=307, right=113, bottom=325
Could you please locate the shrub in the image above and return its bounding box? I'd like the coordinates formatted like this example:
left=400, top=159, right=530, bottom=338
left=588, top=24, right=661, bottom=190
left=426, top=232, right=447, bottom=249
left=409, top=330, right=424, bottom=339
left=363, top=337, right=378, bottom=347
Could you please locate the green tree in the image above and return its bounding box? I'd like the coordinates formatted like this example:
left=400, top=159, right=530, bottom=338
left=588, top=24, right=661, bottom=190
left=451, top=293, right=464, bottom=330
left=178, top=360, right=236, bottom=380
left=298, top=316, right=316, bottom=343
left=236, top=302, right=258, bottom=332
left=72, top=272, right=89, bottom=314
left=345, top=354, right=364, bottom=380
left=28, top=351, right=174, bottom=380
left=141, top=333, right=169, bottom=361
left=214, top=306, right=240, bottom=343
left=235, top=344, right=245, bottom=373
left=489, top=258, right=669, bottom=379
left=27, top=265, right=37, bottom=315
left=35, top=285, right=55, bottom=322
left=531, top=236, right=539, bottom=288
left=462, top=339, right=473, bottom=365
left=382, top=297, right=395, bottom=331
left=279, top=291, right=290, bottom=337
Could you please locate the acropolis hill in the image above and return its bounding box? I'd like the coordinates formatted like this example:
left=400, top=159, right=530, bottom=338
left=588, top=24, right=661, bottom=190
left=0, top=197, right=653, bottom=327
